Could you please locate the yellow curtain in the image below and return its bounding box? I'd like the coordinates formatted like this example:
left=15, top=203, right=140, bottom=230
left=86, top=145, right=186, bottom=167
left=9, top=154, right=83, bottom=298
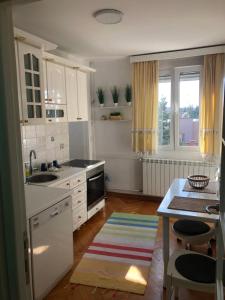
left=132, top=61, right=159, bottom=154
left=200, top=54, right=225, bottom=159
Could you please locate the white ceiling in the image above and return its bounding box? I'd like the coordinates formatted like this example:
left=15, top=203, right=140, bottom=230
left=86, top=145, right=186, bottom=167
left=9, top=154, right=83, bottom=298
left=13, top=0, right=225, bottom=58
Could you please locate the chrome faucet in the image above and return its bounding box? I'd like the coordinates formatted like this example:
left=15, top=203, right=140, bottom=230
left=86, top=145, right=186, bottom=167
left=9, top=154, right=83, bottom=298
left=29, top=150, right=37, bottom=175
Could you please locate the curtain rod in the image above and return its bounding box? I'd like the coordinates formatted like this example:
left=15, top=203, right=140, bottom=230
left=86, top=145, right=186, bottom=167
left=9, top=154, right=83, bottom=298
left=131, top=43, right=225, bottom=58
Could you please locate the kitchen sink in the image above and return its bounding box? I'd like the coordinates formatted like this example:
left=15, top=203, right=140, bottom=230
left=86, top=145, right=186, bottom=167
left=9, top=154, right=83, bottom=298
left=27, top=174, right=58, bottom=183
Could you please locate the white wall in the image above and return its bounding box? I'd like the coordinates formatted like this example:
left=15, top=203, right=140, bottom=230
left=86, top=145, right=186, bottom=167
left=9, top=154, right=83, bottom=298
left=69, top=122, right=89, bottom=159
left=91, top=57, right=142, bottom=192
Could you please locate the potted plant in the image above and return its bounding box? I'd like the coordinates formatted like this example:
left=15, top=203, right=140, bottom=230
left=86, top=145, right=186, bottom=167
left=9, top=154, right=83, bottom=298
left=96, top=87, right=105, bottom=107
left=125, top=84, right=132, bottom=106
left=111, top=86, right=119, bottom=106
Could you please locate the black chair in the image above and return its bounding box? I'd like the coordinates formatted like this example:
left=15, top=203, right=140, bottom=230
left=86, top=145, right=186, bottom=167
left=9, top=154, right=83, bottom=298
left=172, top=219, right=215, bottom=255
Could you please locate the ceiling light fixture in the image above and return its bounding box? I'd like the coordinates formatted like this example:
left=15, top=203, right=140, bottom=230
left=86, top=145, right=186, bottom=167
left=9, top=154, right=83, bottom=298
left=93, top=9, right=123, bottom=24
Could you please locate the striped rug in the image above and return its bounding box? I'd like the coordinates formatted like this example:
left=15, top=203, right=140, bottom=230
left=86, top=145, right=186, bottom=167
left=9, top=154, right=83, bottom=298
left=70, top=212, right=159, bottom=294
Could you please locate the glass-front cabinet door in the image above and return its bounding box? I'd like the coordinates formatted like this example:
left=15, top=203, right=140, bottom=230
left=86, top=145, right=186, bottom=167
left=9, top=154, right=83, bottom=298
left=17, top=42, right=45, bottom=124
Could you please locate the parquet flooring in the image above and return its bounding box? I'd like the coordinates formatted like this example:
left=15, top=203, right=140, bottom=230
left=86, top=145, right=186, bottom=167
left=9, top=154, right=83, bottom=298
left=45, top=193, right=215, bottom=300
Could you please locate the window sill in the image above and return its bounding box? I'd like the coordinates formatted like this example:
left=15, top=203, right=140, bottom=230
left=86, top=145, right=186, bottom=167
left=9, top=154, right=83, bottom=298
left=152, top=149, right=203, bottom=161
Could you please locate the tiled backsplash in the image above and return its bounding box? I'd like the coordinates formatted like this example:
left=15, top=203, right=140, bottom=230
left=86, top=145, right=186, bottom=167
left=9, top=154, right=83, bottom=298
left=21, top=123, right=70, bottom=168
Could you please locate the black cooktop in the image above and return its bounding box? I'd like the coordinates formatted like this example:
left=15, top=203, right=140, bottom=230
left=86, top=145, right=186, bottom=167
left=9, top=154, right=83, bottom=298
left=62, top=159, right=101, bottom=168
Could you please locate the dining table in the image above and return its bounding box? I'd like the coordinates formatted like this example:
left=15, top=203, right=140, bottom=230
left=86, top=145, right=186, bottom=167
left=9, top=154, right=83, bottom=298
left=157, top=178, right=219, bottom=286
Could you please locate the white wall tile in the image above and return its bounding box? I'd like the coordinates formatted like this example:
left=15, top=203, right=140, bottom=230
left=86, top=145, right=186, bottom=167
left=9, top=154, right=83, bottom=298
left=21, top=123, right=69, bottom=167
left=25, top=125, right=36, bottom=139
left=36, top=125, right=46, bottom=137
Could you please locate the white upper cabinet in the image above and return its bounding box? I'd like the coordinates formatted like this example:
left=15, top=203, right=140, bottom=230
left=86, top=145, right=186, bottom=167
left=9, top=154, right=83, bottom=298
left=16, top=41, right=45, bottom=124
left=45, top=61, right=66, bottom=105
left=65, top=68, right=89, bottom=122
left=65, top=67, right=79, bottom=122
left=77, top=70, right=88, bottom=121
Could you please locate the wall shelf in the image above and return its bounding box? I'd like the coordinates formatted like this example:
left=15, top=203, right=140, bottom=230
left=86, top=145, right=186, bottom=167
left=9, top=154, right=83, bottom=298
left=94, top=105, right=132, bottom=109
left=95, top=119, right=131, bottom=122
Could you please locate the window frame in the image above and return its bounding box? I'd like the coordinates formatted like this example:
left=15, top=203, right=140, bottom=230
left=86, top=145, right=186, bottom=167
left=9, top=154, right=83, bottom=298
left=158, top=65, right=202, bottom=153
left=158, top=69, right=174, bottom=151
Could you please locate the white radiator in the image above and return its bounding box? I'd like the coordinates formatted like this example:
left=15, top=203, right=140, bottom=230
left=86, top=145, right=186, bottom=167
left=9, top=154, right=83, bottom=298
left=143, top=159, right=218, bottom=197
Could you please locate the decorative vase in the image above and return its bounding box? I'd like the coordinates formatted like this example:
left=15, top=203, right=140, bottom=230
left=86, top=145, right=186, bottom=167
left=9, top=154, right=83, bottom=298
left=127, top=101, right=132, bottom=106
left=114, top=102, right=118, bottom=107
left=100, top=103, right=104, bottom=107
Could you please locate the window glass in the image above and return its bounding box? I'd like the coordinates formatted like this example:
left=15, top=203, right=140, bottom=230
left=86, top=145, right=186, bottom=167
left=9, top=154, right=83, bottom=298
left=178, top=72, right=200, bottom=146
left=158, top=77, right=171, bottom=146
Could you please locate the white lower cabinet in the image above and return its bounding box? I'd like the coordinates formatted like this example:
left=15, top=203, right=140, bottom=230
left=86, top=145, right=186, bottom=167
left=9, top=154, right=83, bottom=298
left=72, top=189, right=87, bottom=231
left=54, top=173, right=87, bottom=231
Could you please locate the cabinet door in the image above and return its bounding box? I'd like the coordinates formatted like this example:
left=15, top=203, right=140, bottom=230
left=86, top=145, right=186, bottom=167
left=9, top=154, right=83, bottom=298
left=46, top=61, right=66, bottom=104
left=65, top=67, right=79, bottom=121
left=17, top=42, right=45, bottom=124
left=77, top=70, right=88, bottom=121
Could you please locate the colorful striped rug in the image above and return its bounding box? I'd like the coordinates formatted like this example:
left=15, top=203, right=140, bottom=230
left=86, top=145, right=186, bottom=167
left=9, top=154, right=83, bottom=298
left=70, top=212, right=159, bottom=294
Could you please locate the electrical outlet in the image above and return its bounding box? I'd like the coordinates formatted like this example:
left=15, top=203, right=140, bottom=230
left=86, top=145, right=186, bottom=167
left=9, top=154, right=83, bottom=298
left=51, top=136, right=55, bottom=142
left=60, top=143, right=64, bottom=150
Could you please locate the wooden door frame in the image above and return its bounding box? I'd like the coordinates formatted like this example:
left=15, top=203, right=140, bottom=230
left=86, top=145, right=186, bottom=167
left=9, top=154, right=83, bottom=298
left=0, top=1, right=39, bottom=299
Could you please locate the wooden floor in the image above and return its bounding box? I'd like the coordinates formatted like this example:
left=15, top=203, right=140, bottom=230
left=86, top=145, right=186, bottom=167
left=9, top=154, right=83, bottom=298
left=45, top=193, right=214, bottom=300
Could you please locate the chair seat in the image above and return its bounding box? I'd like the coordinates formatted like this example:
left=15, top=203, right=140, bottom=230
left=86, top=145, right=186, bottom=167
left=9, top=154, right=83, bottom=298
left=175, top=253, right=215, bottom=283
left=173, top=220, right=210, bottom=236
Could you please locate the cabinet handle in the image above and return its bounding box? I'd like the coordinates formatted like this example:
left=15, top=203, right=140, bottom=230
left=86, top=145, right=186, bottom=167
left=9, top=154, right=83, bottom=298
left=77, top=117, right=82, bottom=120
left=48, top=119, right=52, bottom=122
left=33, top=222, right=39, bottom=228
left=78, top=216, right=82, bottom=219
left=66, top=183, right=70, bottom=186
left=50, top=211, right=59, bottom=217
left=77, top=179, right=81, bottom=183
left=78, top=190, right=81, bottom=193
left=24, top=120, right=28, bottom=123
left=77, top=200, right=81, bottom=204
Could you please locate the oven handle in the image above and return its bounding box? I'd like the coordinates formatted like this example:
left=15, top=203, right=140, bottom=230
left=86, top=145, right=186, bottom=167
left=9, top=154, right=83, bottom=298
left=88, top=172, right=103, bottom=182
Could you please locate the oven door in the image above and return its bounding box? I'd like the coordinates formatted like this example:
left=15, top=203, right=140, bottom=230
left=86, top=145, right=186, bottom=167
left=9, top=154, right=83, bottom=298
left=87, top=170, right=104, bottom=210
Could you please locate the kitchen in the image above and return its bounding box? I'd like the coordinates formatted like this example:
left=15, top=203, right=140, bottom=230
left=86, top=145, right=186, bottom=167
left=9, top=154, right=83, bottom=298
left=1, top=1, right=225, bottom=300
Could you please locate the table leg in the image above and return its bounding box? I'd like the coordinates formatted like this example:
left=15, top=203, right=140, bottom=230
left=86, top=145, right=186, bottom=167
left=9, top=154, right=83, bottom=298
left=163, top=216, right=170, bottom=288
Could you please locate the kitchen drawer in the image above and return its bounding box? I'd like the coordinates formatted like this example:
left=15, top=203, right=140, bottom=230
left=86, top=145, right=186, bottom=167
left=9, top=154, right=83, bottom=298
left=87, top=199, right=105, bottom=220
left=72, top=182, right=86, bottom=197
left=56, top=180, right=70, bottom=189
left=70, top=173, right=86, bottom=189
left=72, top=192, right=86, bottom=209
left=72, top=205, right=87, bottom=231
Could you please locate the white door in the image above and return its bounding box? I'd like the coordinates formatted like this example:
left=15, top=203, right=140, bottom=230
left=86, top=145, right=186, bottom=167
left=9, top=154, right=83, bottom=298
left=17, top=41, right=45, bottom=125
left=77, top=70, right=88, bottom=121
left=46, top=61, right=66, bottom=104
left=65, top=67, right=79, bottom=121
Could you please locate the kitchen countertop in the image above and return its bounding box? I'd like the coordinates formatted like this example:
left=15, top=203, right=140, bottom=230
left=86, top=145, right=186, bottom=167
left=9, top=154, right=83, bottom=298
left=25, top=184, right=73, bottom=218
left=27, top=166, right=86, bottom=187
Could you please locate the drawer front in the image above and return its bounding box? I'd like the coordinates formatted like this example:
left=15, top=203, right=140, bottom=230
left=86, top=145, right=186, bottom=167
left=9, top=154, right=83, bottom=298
left=72, top=205, right=87, bottom=231
left=70, top=173, right=86, bottom=189
left=87, top=199, right=105, bottom=220
left=56, top=180, right=70, bottom=189
left=72, top=192, right=86, bottom=209
left=72, top=183, right=86, bottom=197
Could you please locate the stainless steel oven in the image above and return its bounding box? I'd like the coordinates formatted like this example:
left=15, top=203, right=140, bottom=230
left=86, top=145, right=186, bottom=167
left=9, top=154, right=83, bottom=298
left=86, top=165, right=105, bottom=210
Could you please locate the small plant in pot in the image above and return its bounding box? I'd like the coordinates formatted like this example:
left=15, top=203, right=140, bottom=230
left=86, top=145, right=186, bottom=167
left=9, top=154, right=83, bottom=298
left=125, top=84, right=132, bottom=106
left=96, top=87, right=105, bottom=107
left=111, top=86, right=119, bottom=107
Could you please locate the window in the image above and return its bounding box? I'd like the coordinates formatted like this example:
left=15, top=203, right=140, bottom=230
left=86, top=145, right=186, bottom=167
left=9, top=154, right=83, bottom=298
left=178, top=71, right=200, bottom=147
left=158, top=65, right=201, bottom=151
left=158, top=76, right=172, bottom=146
